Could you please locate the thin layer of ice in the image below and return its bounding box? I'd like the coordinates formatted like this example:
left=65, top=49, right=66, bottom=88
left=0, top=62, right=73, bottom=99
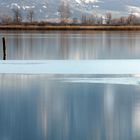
left=0, top=60, right=140, bottom=74
left=59, top=77, right=140, bottom=85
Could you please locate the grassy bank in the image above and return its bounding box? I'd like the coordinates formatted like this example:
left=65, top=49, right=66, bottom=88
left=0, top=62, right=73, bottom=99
left=0, top=25, right=140, bottom=30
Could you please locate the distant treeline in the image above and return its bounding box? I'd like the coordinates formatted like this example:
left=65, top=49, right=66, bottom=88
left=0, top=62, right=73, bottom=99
left=1, top=1, right=140, bottom=26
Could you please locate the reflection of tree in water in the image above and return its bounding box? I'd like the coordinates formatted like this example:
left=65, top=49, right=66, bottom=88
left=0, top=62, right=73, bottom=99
left=13, top=33, right=35, bottom=59
left=103, top=85, right=133, bottom=140
left=6, top=31, right=140, bottom=60
left=13, top=32, right=22, bottom=59
left=59, top=31, right=70, bottom=59
left=59, top=31, right=98, bottom=59
left=106, top=31, right=111, bottom=51
left=27, top=34, right=33, bottom=59
left=40, top=82, right=134, bottom=140
left=0, top=75, right=137, bottom=140
left=81, top=31, right=97, bottom=59
left=58, top=31, right=140, bottom=59
left=0, top=75, right=45, bottom=140
left=127, top=31, right=136, bottom=50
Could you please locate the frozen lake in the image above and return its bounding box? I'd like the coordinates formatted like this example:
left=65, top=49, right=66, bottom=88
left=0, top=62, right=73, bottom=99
left=0, top=31, right=140, bottom=140
left=0, top=60, right=140, bottom=74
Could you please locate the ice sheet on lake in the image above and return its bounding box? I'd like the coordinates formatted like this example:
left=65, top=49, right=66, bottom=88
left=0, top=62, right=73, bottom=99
left=1, top=60, right=140, bottom=85
left=57, top=77, right=140, bottom=85
left=0, top=60, right=140, bottom=75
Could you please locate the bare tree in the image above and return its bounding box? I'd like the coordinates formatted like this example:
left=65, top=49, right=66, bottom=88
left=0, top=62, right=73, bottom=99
left=81, top=14, right=87, bottom=24
left=73, top=18, right=79, bottom=24
left=119, top=17, right=127, bottom=25
left=0, top=15, right=13, bottom=24
left=58, top=1, right=70, bottom=23
left=97, top=16, right=103, bottom=25
left=91, top=14, right=98, bottom=25
left=86, top=16, right=91, bottom=24
left=12, top=8, right=22, bottom=23
left=27, top=9, right=34, bottom=23
left=86, top=15, right=95, bottom=25
left=106, top=13, right=112, bottom=24
left=126, top=13, right=138, bottom=25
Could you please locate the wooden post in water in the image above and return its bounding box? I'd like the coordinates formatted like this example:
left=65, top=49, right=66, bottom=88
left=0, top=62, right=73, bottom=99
left=2, top=37, right=6, bottom=60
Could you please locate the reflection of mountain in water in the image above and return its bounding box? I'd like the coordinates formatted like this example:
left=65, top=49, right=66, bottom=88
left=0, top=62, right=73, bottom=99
left=0, top=75, right=139, bottom=140
left=4, top=31, right=140, bottom=60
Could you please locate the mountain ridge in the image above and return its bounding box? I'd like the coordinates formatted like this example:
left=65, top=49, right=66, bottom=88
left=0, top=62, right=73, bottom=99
left=0, top=0, right=140, bottom=21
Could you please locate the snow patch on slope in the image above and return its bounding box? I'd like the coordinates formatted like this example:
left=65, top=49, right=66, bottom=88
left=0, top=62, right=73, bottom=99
left=11, top=3, right=20, bottom=9
left=84, top=0, right=100, bottom=3
left=75, top=0, right=81, bottom=4
left=127, top=5, right=140, bottom=16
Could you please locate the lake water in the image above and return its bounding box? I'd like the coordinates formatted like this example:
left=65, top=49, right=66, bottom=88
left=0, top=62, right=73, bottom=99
left=0, top=31, right=140, bottom=140
left=0, top=30, right=140, bottom=59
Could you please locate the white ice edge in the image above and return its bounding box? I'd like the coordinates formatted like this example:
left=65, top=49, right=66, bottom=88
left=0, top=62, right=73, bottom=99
left=57, top=78, right=140, bottom=85
left=0, top=60, right=140, bottom=74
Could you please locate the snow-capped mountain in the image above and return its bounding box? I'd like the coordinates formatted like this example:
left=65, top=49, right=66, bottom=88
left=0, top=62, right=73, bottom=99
left=71, top=0, right=140, bottom=17
left=0, top=0, right=140, bottom=20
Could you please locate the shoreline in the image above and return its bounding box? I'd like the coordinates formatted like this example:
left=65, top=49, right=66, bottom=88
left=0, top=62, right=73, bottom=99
left=0, top=25, right=140, bottom=30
